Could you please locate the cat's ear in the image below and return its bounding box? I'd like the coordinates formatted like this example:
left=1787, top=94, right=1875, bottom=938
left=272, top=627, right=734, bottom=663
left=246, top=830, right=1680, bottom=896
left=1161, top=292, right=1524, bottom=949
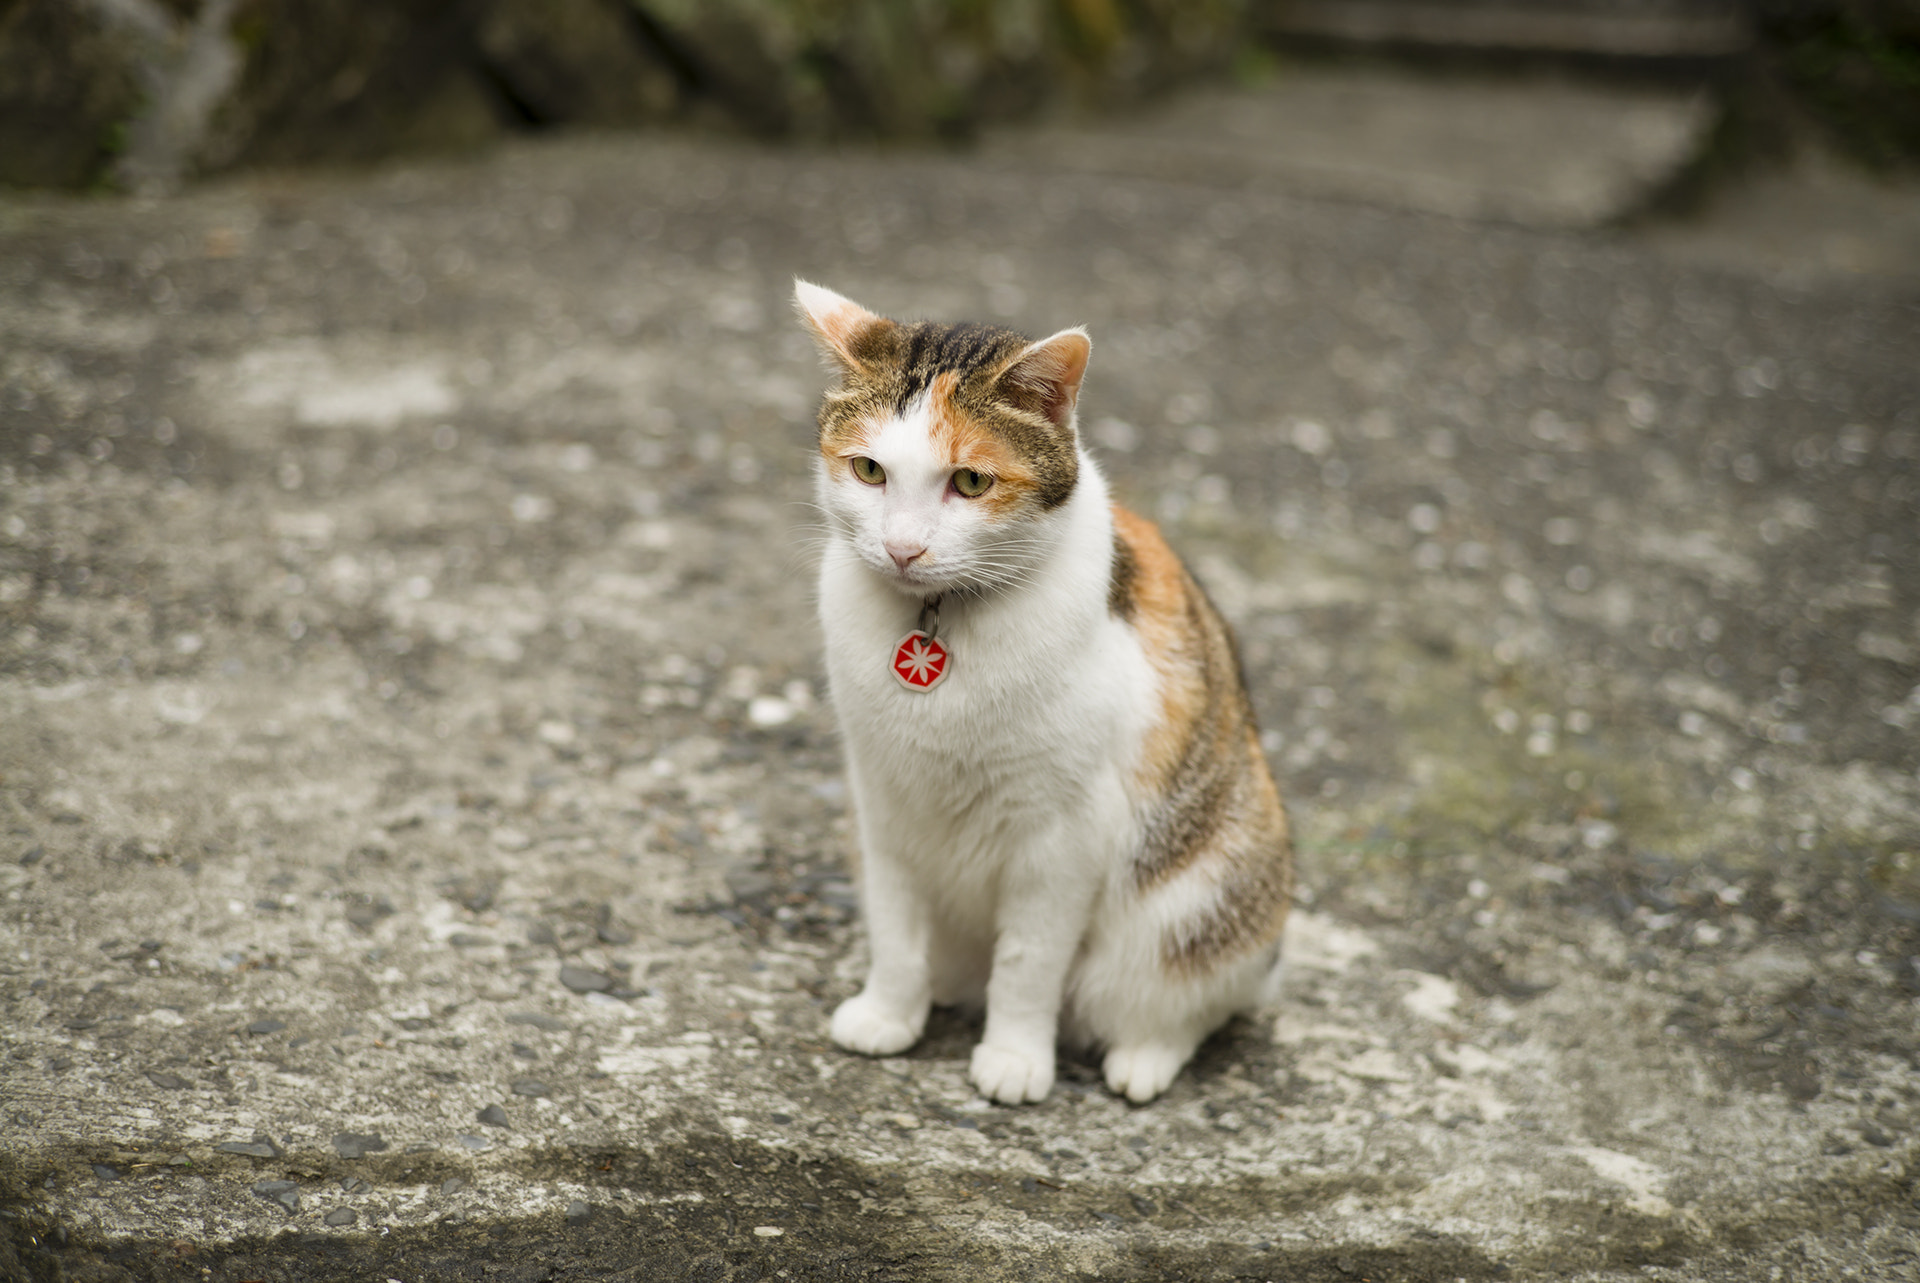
left=793, top=279, right=897, bottom=376
left=996, top=328, right=1091, bottom=431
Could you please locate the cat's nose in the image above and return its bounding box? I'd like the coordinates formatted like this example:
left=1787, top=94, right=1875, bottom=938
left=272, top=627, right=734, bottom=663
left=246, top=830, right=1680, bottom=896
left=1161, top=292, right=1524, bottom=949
left=885, top=540, right=926, bottom=571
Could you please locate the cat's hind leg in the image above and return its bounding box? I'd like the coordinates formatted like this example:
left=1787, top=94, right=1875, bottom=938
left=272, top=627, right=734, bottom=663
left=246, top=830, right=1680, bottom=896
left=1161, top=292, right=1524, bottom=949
left=1085, top=958, right=1268, bottom=1102
left=1070, top=889, right=1284, bottom=1103
left=1103, top=1039, right=1202, bottom=1104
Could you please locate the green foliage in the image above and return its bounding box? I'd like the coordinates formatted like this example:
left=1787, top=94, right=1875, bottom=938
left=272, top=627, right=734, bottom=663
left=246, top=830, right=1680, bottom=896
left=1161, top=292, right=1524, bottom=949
left=1760, top=0, right=1920, bottom=166
left=100, top=115, right=129, bottom=158
left=1230, top=39, right=1279, bottom=88
left=635, top=0, right=1248, bottom=139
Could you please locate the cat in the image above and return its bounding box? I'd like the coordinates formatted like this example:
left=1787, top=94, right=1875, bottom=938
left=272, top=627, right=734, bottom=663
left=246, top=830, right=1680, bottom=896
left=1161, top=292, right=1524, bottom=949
left=795, top=279, right=1292, bottom=1105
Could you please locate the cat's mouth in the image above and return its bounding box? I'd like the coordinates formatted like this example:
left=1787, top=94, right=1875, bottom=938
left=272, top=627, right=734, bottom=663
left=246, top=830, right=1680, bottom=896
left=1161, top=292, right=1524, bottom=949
left=872, top=552, right=948, bottom=593
left=886, top=563, right=942, bottom=591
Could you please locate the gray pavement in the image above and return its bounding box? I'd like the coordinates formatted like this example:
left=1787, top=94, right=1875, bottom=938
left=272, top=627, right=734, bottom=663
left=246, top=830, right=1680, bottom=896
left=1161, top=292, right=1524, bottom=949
left=2, top=80, right=1918, bottom=1282
left=986, top=64, right=1717, bottom=228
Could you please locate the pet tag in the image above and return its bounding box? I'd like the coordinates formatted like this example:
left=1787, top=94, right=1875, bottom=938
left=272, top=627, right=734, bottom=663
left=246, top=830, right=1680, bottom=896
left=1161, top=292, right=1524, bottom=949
left=890, top=631, right=949, bottom=690
left=891, top=595, right=950, bottom=692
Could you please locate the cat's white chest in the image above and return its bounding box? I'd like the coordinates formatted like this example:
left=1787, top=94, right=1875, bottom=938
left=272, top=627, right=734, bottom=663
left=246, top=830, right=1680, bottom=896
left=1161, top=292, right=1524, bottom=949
left=814, top=451, right=1160, bottom=909
left=824, top=567, right=1089, bottom=760
left=819, top=536, right=1154, bottom=819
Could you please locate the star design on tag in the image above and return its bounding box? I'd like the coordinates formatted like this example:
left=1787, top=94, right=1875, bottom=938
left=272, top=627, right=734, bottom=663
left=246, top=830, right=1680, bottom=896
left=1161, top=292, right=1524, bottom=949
left=890, top=630, right=950, bottom=691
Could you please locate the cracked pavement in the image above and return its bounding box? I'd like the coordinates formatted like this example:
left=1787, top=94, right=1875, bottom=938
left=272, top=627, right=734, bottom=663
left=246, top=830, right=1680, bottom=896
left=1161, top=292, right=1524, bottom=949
left=1, top=108, right=1917, bottom=1281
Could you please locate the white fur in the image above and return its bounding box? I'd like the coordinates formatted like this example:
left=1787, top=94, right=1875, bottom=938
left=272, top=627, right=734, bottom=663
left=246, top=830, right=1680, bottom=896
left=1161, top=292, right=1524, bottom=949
left=818, top=415, right=1274, bottom=1104
left=820, top=391, right=1055, bottom=597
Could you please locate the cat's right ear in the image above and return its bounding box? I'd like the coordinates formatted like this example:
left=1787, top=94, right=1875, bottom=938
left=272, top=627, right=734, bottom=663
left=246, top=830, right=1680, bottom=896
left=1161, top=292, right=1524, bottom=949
left=794, top=279, right=897, bottom=376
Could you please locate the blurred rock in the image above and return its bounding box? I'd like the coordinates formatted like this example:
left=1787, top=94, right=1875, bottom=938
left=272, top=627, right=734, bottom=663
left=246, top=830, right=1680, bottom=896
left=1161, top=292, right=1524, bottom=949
left=207, top=0, right=504, bottom=170
left=331, top=1131, right=388, bottom=1158
left=116, top=0, right=247, bottom=194
left=476, top=0, right=681, bottom=128
left=252, top=1179, right=299, bottom=1213
left=0, top=0, right=144, bottom=188
left=1754, top=0, right=1920, bottom=167
left=6, top=0, right=1917, bottom=193
left=645, top=0, right=797, bottom=136
left=0, top=0, right=1254, bottom=189
left=1256, top=0, right=1752, bottom=57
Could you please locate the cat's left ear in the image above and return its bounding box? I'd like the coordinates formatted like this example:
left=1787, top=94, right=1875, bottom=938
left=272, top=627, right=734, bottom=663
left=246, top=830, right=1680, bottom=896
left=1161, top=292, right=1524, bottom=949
left=997, top=328, right=1092, bottom=432
left=793, top=279, right=897, bottom=376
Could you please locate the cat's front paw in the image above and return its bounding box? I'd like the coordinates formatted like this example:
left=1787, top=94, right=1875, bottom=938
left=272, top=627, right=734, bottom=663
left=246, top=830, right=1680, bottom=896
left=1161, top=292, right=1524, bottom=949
left=830, top=993, right=924, bottom=1056
left=1103, top=1043, right=1187, bottom=1103
left=970, top=1041, right=1054, bottom=1104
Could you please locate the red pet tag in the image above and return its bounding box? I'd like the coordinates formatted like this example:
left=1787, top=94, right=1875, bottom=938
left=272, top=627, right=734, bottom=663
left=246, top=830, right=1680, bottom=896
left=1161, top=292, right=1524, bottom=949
left=890, top=630, right=949, bottom=691
left=890, top=594, right=950, bottom=692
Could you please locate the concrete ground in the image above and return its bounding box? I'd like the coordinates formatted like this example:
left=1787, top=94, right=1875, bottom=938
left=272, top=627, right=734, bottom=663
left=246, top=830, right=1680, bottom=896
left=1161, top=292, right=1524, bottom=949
left=2, top=66, right=1918, bottom=1282
left=984, top=62, right=1719, bottom=228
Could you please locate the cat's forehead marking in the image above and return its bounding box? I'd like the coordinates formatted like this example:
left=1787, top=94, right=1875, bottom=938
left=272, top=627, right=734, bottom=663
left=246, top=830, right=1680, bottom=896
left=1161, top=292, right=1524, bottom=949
left=813, top=315, right=1080, bottom=510
left=815, top=385, right=896, bottom=458
left=925, top=376, right=1044, bottom=513
left=866, top=393, right=944, bottom=479
left=924, top=371, right=1002, bottom=467
left=896, top=321, right=1021, bottom=406
left=830, top=390, right=1040, bottom=520
left=817, top=387, right=933, bottom=462
left=923, top=372, right=965, bottom=460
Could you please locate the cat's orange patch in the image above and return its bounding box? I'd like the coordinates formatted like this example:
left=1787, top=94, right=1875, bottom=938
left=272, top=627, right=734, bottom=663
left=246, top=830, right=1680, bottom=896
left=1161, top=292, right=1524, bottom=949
left=817, top=410, right=880, bottom=466
left=813, top=374, right=1044, bottom=516
left=1111, top=505, right=1210, bottom=793
left=927, top=373, right=1042, bottom=516
left=1112, top=502, right=1293, bottom=972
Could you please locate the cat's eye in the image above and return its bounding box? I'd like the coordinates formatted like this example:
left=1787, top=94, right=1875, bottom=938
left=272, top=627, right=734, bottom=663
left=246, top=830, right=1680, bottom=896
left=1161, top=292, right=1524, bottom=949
left=952, top=469, right=993, bottom=498
left=850, top=456, right=886, bottom=485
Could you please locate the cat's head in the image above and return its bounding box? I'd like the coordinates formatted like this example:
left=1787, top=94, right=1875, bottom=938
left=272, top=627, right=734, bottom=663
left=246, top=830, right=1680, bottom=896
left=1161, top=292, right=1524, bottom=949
left=794, top=279, right=1091, bottom=597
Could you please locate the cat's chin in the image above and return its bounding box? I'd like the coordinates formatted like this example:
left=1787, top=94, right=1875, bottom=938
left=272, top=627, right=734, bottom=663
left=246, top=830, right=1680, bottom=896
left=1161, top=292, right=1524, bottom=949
left=883, top=572, right=953, bottom=597
left=863, top=557, right=955, bottom=596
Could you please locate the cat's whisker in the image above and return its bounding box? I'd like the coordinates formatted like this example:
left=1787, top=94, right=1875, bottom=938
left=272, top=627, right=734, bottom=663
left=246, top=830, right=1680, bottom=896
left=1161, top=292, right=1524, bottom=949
left=960, top=563, right=1041, bottom=591
left=787, top=498, right=837, bottom=523
left=784, top=542, right=833, bottom=575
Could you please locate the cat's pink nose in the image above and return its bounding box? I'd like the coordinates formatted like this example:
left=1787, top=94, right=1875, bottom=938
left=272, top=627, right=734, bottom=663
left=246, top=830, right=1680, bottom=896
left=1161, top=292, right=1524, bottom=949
left=885, top=541, right=926, bottom=571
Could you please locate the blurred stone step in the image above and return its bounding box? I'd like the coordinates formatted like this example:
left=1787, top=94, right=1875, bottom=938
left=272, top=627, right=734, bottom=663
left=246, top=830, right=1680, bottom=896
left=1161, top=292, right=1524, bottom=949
left=1257, top=0, right=1752, bottom=58
left=986, top=64, right=1716, bottom=228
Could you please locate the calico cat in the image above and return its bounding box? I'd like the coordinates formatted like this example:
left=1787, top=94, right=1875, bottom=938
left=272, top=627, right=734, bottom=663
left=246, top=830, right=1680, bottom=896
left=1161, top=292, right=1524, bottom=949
left=796, top=280, right=1292, bottom=1105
